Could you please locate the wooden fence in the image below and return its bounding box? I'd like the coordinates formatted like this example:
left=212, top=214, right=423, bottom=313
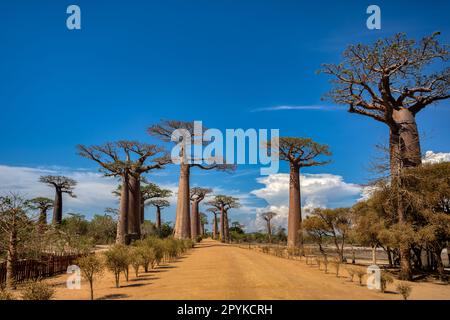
left=0, top=253, right=83, bottom=286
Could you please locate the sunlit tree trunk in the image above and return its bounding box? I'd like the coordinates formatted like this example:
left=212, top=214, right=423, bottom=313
left=174, top=163, right=191, bottom=239
left=52, top=188, right=63, bottom=225
left=389, top=109, right=422, bottom=280
left=155, top=206, right=161, bottom=230
left=266, top=219, right=272, bottom=243
left=220, top=205, right=225, bottom=242
left=127, top=174, right=141, bottom=239
left=288, top=164, right=302, bottom=250
left=116, top=174, right=129, bottom=244
left=190, top=199, right=200, bottom=240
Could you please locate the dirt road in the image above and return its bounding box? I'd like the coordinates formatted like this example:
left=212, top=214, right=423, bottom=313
left=48, top=239, right=450, bottom=300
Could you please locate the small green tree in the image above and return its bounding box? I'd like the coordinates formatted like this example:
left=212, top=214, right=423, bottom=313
left=397, top=282, right=413, bottom=300
left=104, top=245, right=129, bottom=288
left=77, top=254, right=104, bottom=300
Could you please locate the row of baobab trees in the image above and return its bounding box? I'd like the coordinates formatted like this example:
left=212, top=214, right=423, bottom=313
left=19, top=33, right=450, bottom=282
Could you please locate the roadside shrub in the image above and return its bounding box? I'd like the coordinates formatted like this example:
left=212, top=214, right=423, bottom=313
left=322, top=256, right=329, bottom=273
left=262, top=245, right=270, bottom=254
left=380, top=272, right=394, bottom=293
left=355, top=268, right=366, bottom=286
left=0, top=288, right=14, bottom=300
left=104, top=244, right=130, bottom=288
left=273, top=246, right=284, bottom=257
left=134, top=242, right=156, bottom=272
left=346, top=266, right=355, bottom=282
left=396, top=282, right=412, bottom=300
left=77, top=254, right=104, bottom=300
left=330, top=258, right=341, bottom=277
left=21, top=280, right=55, bottom=300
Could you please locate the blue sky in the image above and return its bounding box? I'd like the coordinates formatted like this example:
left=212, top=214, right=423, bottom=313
left=0, top=1, right=449, bottom=231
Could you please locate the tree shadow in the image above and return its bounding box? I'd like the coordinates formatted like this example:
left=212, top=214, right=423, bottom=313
left=122, top=283, right=147, bottom=288
left=96, top=294, right=129, bottom=300
left=130, top=277, right=153, bottom=281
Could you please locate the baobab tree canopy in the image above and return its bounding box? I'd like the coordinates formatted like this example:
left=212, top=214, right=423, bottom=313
left=278, top=137, right=332, bottom=167
left=321, top=33, right=449, bottom=169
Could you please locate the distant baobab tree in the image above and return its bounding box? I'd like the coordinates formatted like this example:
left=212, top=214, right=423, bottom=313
left=321, top=33, right=449, bottom=280
left=140, top=182, right=173, bottom=224
left=148, top=120, right=234, bottom=240
left=190, top=187, right=212, bottom=240
left=261, top=211, right=277, bottom=243
left=39, top=175, right=77, bottom=225
left=276, top=137, right=331, bottom=250
left=26, top=197, right=54, bottom=226
left=206, top=207, right=220, bottom=240
left=207, top=195, right=240, bottom=243
left=147, top=199, right=171, bottom=231
left=78, top=141, right=169, bottom=244
left=199, top=212, right=208, bottom=235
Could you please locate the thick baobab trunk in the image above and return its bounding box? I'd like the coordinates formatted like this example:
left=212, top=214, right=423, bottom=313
left=140, top=197, right=145, bottom=224
left=220, top=206, right=225, bottom=242
left=116, top=174, right=129, bottom=244
left=389, top=108, right=421, bottom=280
left=174, top=163, right=191, bottom=239
left=190, top=200, right=200, bottom=240
left=6, top=226, right=17, bottom=289
left=288, top=164, right=302, bottom=250
left=213, top=214, right=218, bottom=240
left=127, top=174, right=141, bottom=240
left=52, top=188, right=63, bottom=225
left=266, top=219, right=272, bottom=243
left=224, top=212, right=230, bottom=243
left=155, top=206, right=161, bottom=230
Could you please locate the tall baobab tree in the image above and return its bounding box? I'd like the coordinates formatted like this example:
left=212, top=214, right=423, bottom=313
left=199, top=212, right=208, bottom=236
left=140, top=182, right=173, bottom=224
left=190, top=187, right=212, bottom=240
left=26, top=197, right=54, bottom=226
left=207, top=195, right=240, bottom=243
left=148, top=120, right=233, bottom=239
left=78, top=141, right=168, bottom=243
left=321, top=33, right=449, bottom=279
left=39, top=176, right=77, bottom=225
left=147, top=199, right=171, bottom=231
left=261, top=211, right=277, bottom=243
left=0, top=194, right=30, bottom=289
left=277, top=137, right=331, bottom=250
left=207, top=207, right=220, bottom=240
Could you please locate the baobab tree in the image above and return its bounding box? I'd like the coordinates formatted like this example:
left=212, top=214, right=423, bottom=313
left=190, top=187, right=212, bottom=240
left=277, top=137, right=331, bottom=250
left=147, top=199, right=170, bottom=231
left=261, top=211, right=277, bottom=243
left=148, top=120, right=233, bottom=239
left=207, top=195, right=240, bottom=243
left=39, top=176, right=77, bottom=225
left=27, top=197, right=54, bottom=226
left=78, top=141, right=168, bottom=244
left=321, top=33, right=449, bottom=279
left=199, top=212, right=208, bottom=236
left=0, top=194, right=31, bottom=289
left=206, top=207, right=220, bottom=240
left=140, top=182, right=173, bottom=224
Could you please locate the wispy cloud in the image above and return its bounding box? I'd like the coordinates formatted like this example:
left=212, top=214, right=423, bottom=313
left=251, top=105, right=340, bottom=112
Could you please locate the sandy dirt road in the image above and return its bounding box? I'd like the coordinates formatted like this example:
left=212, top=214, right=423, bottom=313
left=48, top=239, right=450, bottom=300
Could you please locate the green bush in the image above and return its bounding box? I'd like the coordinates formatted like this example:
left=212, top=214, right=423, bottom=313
left=77, top=254, right=104, bottom=300
left=396, top=282, right=412, bottom=300
left=380, top=272, right=394, bottom=293
left=0, top=288, right=14, bottom=300
left=104, top=244, right=130, bottom=288
left=21, top=280, right=55, bottom=300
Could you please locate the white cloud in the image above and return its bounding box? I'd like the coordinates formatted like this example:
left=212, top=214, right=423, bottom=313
left=251, top=105, right=339, bottom=112
left=0, top=165, right=120, bottom=216
left=423, top=150, right=450, bottom=164
left=248, top=173, right=362, bottom=232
